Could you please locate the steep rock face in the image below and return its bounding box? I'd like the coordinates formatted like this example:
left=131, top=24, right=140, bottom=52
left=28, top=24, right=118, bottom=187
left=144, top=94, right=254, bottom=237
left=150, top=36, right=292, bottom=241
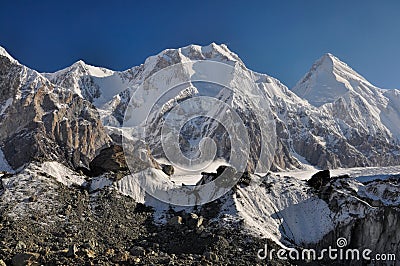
left=317, top=207, right=400, bottom=258
left=0, top=54, right=112, bottom=170
left=256, top=74, right=363, bottom=170
left=313, top=177, right=400, bottom=257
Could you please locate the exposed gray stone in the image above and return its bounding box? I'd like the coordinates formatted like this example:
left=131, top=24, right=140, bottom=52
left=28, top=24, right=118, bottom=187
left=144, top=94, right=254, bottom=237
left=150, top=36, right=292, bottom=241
left=66, top=244, right=78, bottom=258
left=11, top=252, right=39, bottom=266
left=204, top=251, right=218, bottom=262
left=167, top=216, right=183, bottom=228
left=129, top=246, right=146, bottom=256
left=161, top=164, right=174, bottom=176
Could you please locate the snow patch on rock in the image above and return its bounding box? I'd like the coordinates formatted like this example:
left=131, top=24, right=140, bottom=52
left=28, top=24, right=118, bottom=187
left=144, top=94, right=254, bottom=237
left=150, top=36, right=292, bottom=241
left=0, top=148, right=13, bottom=172
left=41, top=161, right=86, bottom=187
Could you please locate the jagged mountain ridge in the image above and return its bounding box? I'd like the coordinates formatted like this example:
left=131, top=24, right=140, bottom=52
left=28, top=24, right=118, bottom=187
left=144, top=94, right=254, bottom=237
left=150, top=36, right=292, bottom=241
left=0, top=51, right=112, bottom=170
left=1, top=43, right=400, bottom=171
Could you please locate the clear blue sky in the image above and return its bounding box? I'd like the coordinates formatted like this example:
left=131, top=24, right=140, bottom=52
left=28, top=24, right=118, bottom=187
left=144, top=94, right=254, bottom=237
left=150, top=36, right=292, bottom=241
left=1, top=0, right=399, bottom=88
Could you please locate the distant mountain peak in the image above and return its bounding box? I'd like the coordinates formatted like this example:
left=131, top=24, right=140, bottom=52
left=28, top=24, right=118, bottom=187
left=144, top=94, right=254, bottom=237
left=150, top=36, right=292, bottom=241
left=49, top=59, right=114, bottom=79
left=72, top=59, right=86, bottom=67
left=320, top=53, right=368, bottom=82
left=292, top=53, right=372, bottom=107
left=320, top=52, right=335, bottom=61
left=147, top=42, right=243, bottom=67
left=317, top=53, right=340, bottom=69
left=0, top=46, right=19, bottom=64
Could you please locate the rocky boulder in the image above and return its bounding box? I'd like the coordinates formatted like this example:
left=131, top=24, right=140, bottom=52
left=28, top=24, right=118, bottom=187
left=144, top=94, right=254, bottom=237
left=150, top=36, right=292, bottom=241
left=238, top=171, right=252, bottom=186
left=89, top=145, right=127, bottom=176
left=129, top=246, right=146, bottom=257
left=161, top=164, right=174, bottom=176
left=185, top=213, right=204, bottom=229
left=307, top=170, right=330, bottom=190
left=167, top=216, right=183, bottom=228
left=11, top=252, right=40, bottom=266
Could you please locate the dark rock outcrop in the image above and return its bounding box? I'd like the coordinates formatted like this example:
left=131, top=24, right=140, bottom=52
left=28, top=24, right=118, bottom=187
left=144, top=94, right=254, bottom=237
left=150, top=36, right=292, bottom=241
left=307, top=170, right=330, bottom=190
left=11, top=252, right=40, bottom=266
left=89, top=145, right=127, bottom=176
left=161, top=164, right=174, bottom=176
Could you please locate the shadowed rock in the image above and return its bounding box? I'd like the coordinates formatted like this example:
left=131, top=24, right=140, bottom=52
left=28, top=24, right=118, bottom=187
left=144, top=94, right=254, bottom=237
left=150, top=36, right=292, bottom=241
left=89, top=145, right=127, bottom=176
left=161, top=164, right=174, bottom=176
left=307, top=170, right=330, bottom=190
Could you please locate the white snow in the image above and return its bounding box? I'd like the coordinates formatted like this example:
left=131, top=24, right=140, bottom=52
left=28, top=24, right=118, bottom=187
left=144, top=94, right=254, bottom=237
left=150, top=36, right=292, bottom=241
left=277, top=165, right=400, bottom=181
left=40, top=161, right=86, bottom=187
left=157, top=158, right=229, bottom=185
left=91, top=74, right=129, bottom=107
left=215, top=174, right=334, bottom=247
left=0, top=149, right=13, bottom=172
left=114, top=172, right=147, bottom=203
left=0, top=98, right=13, bottom=116
left=0, top=46, right=19, bottom=64
left=85, top=63, right=114, bottom=78
left=114, top=168, right=198, bottom=222
left=89, top=175, right=113, bottom=192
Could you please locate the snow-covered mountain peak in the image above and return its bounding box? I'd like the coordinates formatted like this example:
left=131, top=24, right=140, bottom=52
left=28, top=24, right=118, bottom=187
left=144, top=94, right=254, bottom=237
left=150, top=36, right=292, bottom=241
left=292, top=52, right=400, bottom=143
left=292, top=53, right=374, bottom=107
left=142, top=43, right=243, bottom=70
left=0, top=46, right=19, bottom=64
left=53, top=59, right=114, bottom=78
left=318, top=52, right=335, bottom=65
left=42, top=59, right=120, bottom=104
left=44, top=43, right=244, bottom=108
left=184, top=42, right=243, bottom=64
left=72, top=59, right=86, bottom=67
left=325, top=53, right=368, bottom=82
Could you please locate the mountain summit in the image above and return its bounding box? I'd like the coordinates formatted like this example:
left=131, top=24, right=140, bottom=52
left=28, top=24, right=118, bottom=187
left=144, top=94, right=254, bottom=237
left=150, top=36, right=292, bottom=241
left=293, top=52, right=400, bottom=142
left=292, top=53, right=372, bottom=107
left=0, top=46, right=18, bottom=64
